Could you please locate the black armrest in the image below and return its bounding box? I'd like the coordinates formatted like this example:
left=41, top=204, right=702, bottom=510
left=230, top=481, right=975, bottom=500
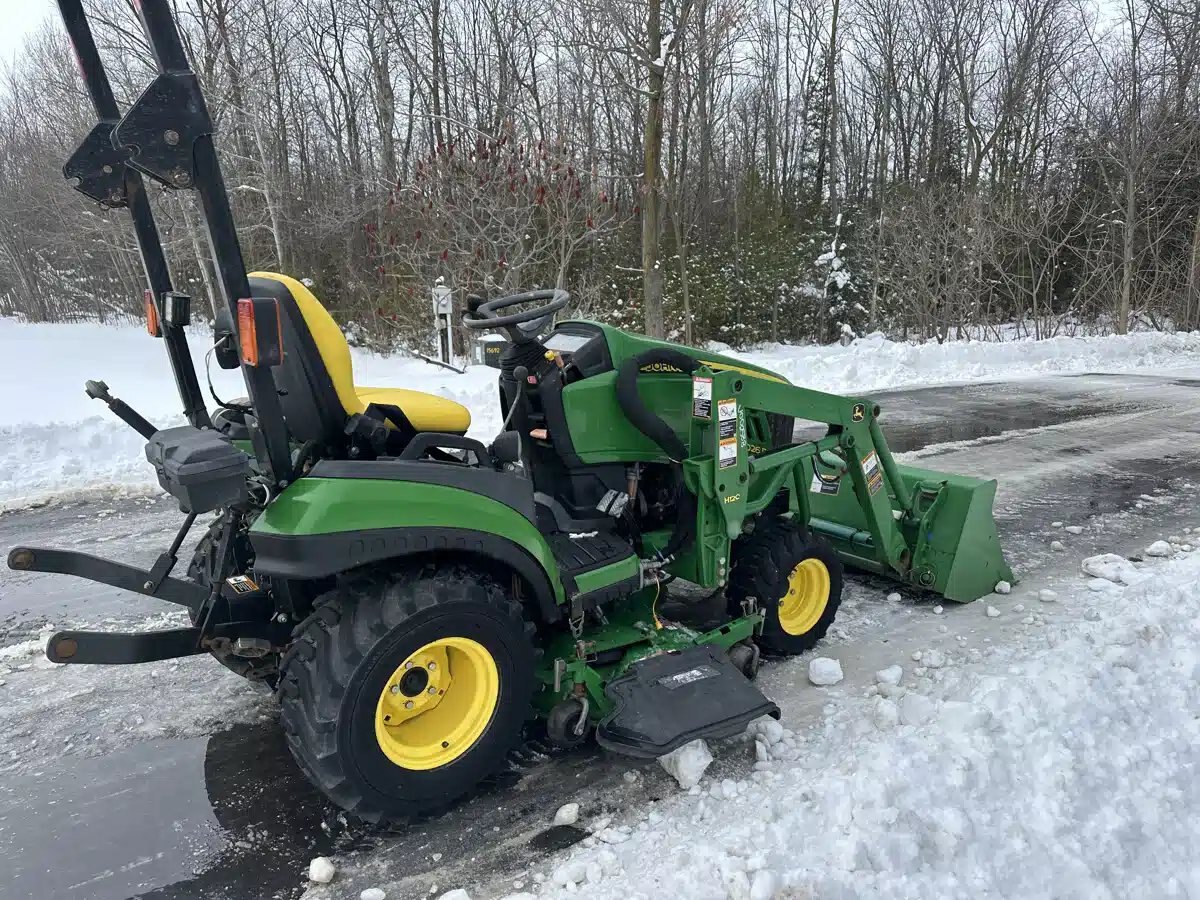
left=399, top=432, right=490, bottom=464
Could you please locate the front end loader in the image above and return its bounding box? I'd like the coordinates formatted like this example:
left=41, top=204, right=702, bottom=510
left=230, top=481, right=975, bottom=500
left=10, top=0, right=1012, bottom=824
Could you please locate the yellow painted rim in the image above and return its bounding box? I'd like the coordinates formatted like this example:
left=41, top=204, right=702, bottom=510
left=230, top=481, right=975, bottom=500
left=778, top=558, right=830, bottom=635
left=374, top=636, right=499, bottom=771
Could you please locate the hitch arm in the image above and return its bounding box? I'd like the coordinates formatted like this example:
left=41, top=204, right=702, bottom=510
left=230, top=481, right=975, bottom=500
left=7, top=547, right=208, bottom=614
left=47, top=628, right=206, bottom=665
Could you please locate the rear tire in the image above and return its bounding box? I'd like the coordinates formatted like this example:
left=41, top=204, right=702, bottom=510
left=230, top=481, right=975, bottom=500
left=276, top=563, right=537, bottom=823
left=727, top=519, right=843, bottom=656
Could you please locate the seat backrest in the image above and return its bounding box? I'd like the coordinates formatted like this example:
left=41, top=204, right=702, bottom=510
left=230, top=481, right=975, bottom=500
left=248, top=271, right=366, bottom=444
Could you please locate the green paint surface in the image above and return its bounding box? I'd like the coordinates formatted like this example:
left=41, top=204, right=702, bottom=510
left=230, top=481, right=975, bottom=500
left=252, top=478, right=564, bottom=602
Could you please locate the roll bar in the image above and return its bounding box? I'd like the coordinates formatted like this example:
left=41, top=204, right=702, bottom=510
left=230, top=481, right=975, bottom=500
left=55, top=0, right=293, bottom=486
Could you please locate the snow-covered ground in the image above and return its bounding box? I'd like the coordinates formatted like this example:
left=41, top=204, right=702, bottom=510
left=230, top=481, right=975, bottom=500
left=1, top=316, right=1198, bottom=510
left=485, top=539, right=1200, bottom=900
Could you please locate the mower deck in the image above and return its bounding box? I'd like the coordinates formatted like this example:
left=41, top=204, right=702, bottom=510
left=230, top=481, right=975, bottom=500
left=596, top=644, right=779, bottom=758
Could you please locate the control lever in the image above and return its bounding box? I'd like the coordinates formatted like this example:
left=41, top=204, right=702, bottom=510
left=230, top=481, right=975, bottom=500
left=85, top=380, right=160, bottom=440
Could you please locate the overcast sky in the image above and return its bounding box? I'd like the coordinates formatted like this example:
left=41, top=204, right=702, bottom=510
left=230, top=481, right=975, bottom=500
left=2, top=0, right=55, bottom=62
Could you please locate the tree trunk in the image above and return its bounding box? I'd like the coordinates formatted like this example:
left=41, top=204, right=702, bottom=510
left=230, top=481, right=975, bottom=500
left=642, top=0, right=666, bottom=339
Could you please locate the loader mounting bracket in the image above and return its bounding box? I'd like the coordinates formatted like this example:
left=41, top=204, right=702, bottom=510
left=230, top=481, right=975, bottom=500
left=63, top=121, right=128, bottom=208
left=113, top=72, right=212, bottom=190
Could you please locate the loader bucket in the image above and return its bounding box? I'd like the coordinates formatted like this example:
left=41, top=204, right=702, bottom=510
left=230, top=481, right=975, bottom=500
left=806, top=460, right=1013, bottom=603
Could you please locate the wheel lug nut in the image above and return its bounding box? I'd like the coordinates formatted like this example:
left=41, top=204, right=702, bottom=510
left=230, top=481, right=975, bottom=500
left=390, top=684, right=401, bottom=694
left=404, top=700, right=414, bottom=709
left=427, top=686, right=436, bottom=694
left=427, top=662, right=436, bottom=670
left=404, top=661, right=413, bottom=669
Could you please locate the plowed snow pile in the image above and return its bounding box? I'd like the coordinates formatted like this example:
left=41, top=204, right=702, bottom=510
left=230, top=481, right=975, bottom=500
left=520, top=550, right=1200, bottom=900
left=1, top=317, right=1197, bottom=509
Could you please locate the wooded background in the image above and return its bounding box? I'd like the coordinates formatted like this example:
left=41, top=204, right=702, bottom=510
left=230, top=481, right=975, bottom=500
left=0, top=0, right=1197, bottom=350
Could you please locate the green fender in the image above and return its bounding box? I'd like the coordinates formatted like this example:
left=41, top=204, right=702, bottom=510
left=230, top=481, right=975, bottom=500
left=249, top=478, right=566, bottom=619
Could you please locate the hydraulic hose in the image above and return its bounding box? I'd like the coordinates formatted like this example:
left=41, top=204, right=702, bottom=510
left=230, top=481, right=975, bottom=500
left=615, top=349, right=699, bottom=463
left=615, top=349, right=701, bottom=560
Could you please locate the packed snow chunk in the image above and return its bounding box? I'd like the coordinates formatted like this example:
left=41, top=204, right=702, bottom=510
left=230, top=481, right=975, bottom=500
left=994, top=581, right=1011, bottom=595
left=808, top=656, right=844, bottom=686
left=554, top=802, right=580, bottom=826
left=749, top=869, right=780, bottom=900
left=1050, top=540, right=1066, bottom=552
left=1081, top=553, right=1142, bottom=585
left=933, top=605, right=944, bottom=615
left=360, top=890, right=387, bottom=900
left=922, top=649, right=947, bottom=669
left=307, top=857, right=336, bottom=884
left=1145, top=540, right=1174, bottom=558
left=875, top=664, right=903, bottom=686
left=1065, top=525, right=1084, bottom=534
left=886, top=591, right=902, bottom=603
left=658, top=738, right=714, bottom=789
left=986, top=605, right=1001, bottom=618
left=898, top=692, right=936, bottom=726
left=436, top=890, right=472, bottom=900
left=1088, top=578, right=1119, bottom=592
left=872, top=697, right=901, bottom=730
left=751, top=716, right=786, bottom=746
left=552, top=859, right=588, bottom=888
left=1038, top=589, right=1059, bottom=603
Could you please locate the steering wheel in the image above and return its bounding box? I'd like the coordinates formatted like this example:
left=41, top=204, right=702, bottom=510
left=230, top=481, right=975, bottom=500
left=462, top=289, right=570, bottom=343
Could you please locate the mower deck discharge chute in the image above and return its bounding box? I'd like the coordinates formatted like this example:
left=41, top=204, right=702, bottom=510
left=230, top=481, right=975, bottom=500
left=13, top=0, right=1012, bottom=823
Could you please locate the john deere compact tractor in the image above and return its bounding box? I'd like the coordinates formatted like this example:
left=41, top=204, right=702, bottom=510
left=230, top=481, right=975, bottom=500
left=12, top=0, right=1013, bottom=822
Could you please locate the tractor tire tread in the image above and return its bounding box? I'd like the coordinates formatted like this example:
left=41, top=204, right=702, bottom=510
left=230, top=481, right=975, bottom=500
left=277, top=562, right=537, bottom=824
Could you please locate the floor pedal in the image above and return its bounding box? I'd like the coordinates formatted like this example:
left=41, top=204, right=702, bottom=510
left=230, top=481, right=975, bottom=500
left=596, top=645, right=779, bottom=759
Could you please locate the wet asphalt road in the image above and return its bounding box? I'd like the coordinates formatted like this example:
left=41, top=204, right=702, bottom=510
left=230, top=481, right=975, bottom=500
left=0, top=372, right=1197, bottom=900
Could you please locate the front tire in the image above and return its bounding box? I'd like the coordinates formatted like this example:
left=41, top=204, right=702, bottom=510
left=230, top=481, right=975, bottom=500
left=276, top=563, right=536, bottom=823
left=727, top=519, right=843, bottom=656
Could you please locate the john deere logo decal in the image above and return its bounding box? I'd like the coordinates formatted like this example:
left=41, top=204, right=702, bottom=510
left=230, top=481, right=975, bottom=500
left=851, top=403, right=866, bottom=422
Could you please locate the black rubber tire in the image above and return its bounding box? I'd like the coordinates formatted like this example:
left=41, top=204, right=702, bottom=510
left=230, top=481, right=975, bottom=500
left=727, top=518, right=843, bottom=656
left=187, top=519, right=279, bottom=686
left=276, top=563, right=537, bottom=824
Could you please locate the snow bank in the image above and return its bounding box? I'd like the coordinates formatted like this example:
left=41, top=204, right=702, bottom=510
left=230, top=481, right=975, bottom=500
left=0, top=318, right=498, bottom=510
left=738, top=329, right=1200, bottom=394
left=1, top=317, right=1196, bottom=508
left=526, top=550, right=1200, bottom=899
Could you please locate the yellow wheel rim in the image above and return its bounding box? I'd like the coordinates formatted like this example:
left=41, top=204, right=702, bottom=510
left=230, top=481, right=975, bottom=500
left=778, top=558, right=830, bottom=635
left=374, top=636, right=499, bottom=771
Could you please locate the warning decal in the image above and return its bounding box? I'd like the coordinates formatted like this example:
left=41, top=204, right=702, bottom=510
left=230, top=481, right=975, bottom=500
left=810, top=471, right=841, bottom=495
left=862, top=450, right=884, bottom=495
left=692, top=376, right=712, bottom=418
left=718, top=399, right=738, bottom=468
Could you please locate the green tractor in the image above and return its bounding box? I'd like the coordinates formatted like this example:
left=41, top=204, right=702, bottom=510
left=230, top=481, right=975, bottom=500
left=14, top=0, right=1012, bottom=823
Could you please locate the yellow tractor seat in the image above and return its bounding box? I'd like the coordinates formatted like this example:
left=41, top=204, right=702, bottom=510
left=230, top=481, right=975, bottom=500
left=247, top=271, right=471, bottom=444
left=355, top=386, right=470, bottom=434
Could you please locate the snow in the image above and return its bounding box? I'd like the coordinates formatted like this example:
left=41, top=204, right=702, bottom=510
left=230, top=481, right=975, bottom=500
left=2, top=316, right=1197, bottom=509
left=308, top=856, right=336, bottom=884
left=994, top=580, right=1012, bottom=594
left=657, top=739, right=713, bottom=789
left=807, top=656, right=843, bottom=685
left=1145, top=540, right=1174, bottom=557
left=360, top=889, right=387, bottom=900
left=986, top=605, right=1001, bottom=617
left=554, top=803, right=580, bottom=826
left=1082, top=553, right=1145, bottom=585
left=875, top=665, right=903, bottom=686
left=520, top=548, right=1200, bottom=900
